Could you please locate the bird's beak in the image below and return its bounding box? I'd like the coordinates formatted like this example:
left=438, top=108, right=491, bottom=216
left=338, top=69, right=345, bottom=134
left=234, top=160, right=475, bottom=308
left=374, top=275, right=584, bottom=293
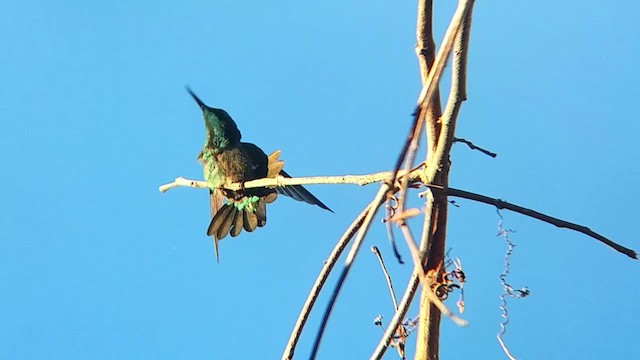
left=185, top=86, right=206, bottom=110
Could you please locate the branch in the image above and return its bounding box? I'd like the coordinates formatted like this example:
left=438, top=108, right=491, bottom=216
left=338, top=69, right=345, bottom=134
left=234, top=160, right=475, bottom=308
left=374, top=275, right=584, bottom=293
left=370, top=192, right=436, bottom=360
left=393, top=0, right=467, bottom=212
left=370, top=274, right=420, bottom=360
left=414, top=1, right=476, bottom=359
left=371, top=246, right=399, bottom=311
left=441, top=187, right=638, bottom=259
left=308, top=185, right=389, bottom=359
left=157, top=174, right=637, bottom=259
left=390, top=0, right=470, bottom=190
left=158, top=168, right=423, bottom=193
left=281, top=205, right=371, bottom=360
left=416, top=0, right=442, bottom=156
left=423, top=0, right=474, bottom=184
left=454, top=137, right=497, bottom=158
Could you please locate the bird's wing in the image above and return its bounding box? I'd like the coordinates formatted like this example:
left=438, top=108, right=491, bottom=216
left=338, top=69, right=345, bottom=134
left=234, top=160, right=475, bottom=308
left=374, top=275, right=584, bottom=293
left=276, top=170, right=333, bottom=212
left=239, top=142, right=269, bottom=179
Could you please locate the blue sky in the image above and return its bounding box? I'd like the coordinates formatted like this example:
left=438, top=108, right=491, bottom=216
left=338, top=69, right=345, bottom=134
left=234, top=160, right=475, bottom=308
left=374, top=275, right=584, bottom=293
left=1, top=1, right=638, bottom=359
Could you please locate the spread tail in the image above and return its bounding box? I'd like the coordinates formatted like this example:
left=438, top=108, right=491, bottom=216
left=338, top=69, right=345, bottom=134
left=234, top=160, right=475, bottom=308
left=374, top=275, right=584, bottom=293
left=206, top=192, right=278, bottom=255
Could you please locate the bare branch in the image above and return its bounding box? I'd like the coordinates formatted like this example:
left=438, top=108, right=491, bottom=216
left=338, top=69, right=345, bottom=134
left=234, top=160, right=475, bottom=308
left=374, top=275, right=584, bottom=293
left=424, top=0, right=475, bottom=184
left=384, top=199, right=405, bottom=264
left=158, top=173, right=636, bottom=259
left=159, top=177, right=210, bottom=192
left=390, top=0, right=472, bottom=189
left=309, top=185, right=389, bottom=359
left=454, top=137, right=498, bottom=158
left=371, top=246, right=399, bottom=311
left=414, top=1, right=476, bottom=359
left=370, top=192, right=435, bottom=360
left=281, top=206, right=371, bottom=360
left=441, top=187, right=638, bottom=259
left=416, top=0, right=442, bottom=155
left=159, top=168, right=422, bottom=193
left=373, top=277, right=421, bottom=360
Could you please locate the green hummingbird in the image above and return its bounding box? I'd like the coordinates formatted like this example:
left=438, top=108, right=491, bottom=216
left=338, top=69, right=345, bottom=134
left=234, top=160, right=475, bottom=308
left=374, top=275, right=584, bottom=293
left=186, top=87, right=332, bottom=261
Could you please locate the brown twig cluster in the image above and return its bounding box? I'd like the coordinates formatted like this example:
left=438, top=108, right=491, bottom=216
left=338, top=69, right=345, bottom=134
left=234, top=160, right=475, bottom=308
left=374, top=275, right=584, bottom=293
left=159, top=0, right=636, bottom=359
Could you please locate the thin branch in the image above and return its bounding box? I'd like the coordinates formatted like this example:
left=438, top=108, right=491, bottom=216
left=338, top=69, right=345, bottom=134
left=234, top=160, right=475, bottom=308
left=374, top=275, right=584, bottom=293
left=308, top=185, right=389, bottom=360
left=390, top=0, right=471, bottom=189
left=388, top=208, right=423, bottom=223
left=281, top=206, right=371, bottom=360
left=385, top=200, right=405, bottom=264
left=414, top=188, right=440, bottom=359
left=419, top=188, right=437, bottom=261
left=157, top=174, right=636, bottom=259
left=442, top=187, right=638, bottom=259
left=370, top=274, right=421, bottom=360
left=159, top=177, right=210, bottom=192
left=370, top=192, right=436, bottom=360
left=158, top=168, right=422, bottom=193
left=416, top=0, right=442, bottom=155
left=371, top=246, right=399, bottom=311
left=423, top=0, right=474, bottom=184
left=454, top=137, right=497, bottom=158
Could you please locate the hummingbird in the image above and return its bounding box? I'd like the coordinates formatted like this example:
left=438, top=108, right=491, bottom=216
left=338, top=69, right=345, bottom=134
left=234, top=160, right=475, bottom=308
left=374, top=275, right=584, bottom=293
left=186, top=87, right=332, bottom=261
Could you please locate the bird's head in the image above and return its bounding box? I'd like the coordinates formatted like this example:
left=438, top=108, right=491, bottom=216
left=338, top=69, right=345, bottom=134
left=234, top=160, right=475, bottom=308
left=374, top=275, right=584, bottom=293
left=186, top=86, right=241, bottom=148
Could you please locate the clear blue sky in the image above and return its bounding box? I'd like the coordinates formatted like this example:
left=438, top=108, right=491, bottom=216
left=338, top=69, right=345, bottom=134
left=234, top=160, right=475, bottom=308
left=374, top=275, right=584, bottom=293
left=2, top=1, right=638, bottom=359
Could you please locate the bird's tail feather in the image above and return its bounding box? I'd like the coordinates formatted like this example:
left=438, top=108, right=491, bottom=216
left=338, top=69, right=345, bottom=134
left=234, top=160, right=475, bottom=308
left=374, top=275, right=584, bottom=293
left=206, top=149, right=280, bottom=261
left=207, top=192, right=277, bottom=242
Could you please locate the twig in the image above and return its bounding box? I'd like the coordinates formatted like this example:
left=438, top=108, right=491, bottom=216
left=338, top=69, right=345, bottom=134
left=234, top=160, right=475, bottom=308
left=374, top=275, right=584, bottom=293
left=159, top=177, right=210, bottom=192
left=281, top=206, right=371, bottom=360
left=416, top=0, right=442, bottom=156
left=392, top=0, right=470, bottom=227
left=308, top=185, right=389, bottom=360
left=158, top=174, right=636, bottom=259
left=390, top=0, right=469, bottom=190
left=413, top=188, right=438, bottom=359
left=370, top=193, right=437, bottom=360
left=423, top=0, right=474, bottom=184
left=442, top=187, right=638, bottom=259
left=454, top=137, right=497, bottom=158
left=159, top=168, right=421, bottom=193
left=385, top=199, right=405, bottom=264
left=388, top=208, right=423, bottom=223
left=370, top=190, right=435, bottom=360
left=371, top=246, right=399, bottom=310
left=370, top=274, right=421, bottom=360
